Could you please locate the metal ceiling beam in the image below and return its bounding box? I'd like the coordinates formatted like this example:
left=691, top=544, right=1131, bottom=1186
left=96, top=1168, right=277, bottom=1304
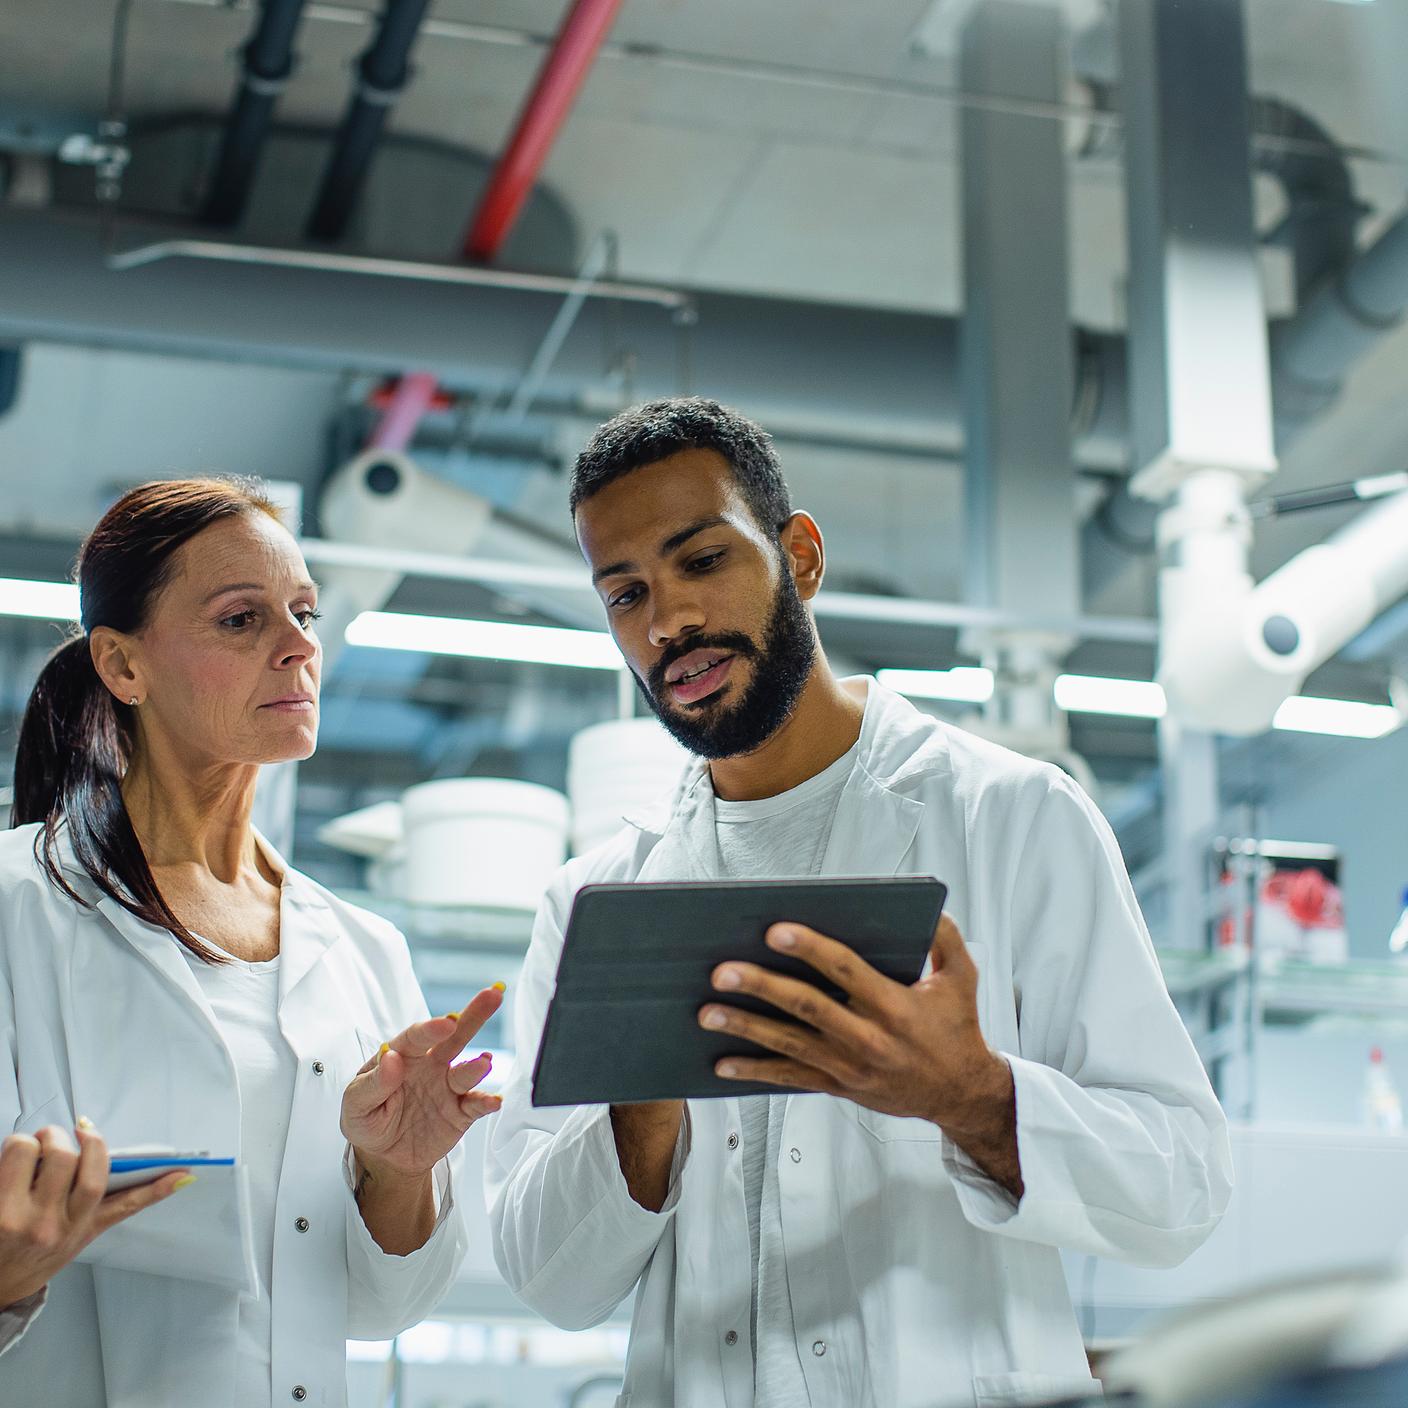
left=462, top=0, right=624, bottom=263
left=0, top=212, right=1129, bottom=471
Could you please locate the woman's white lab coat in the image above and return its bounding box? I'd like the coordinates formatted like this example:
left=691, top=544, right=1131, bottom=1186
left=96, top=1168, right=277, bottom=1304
left=0, top=822, right=469, bottom=1408
left=486, top=681, right=1234, bottom=1408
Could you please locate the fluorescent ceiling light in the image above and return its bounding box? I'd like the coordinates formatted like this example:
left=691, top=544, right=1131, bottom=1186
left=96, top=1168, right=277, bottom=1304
left=1272, top=694, right=1401, bottom=739
left=877, top=667, right=995, bottom=703
left=346, top=610, right=624, bottom=671
left=1054, top=674, right=1168, bottom=719
left=0, top=577, right=80, bottom=622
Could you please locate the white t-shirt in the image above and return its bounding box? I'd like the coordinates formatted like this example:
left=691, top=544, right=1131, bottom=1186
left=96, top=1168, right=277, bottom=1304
left=183, top=945, right=297, bottom=1408
left=710, top=742, right=857, bottom=1406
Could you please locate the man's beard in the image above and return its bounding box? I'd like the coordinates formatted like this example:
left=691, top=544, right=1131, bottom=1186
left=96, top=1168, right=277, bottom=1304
left=634, top=571, right=817, bottom=760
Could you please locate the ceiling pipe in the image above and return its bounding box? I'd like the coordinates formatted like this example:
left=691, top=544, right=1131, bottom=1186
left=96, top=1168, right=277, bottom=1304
left=368, top=370, right=439, bottom=451
left=463, top=0, right=625, bottom=263
left=306, top=0, right=433, bottom=242
left=201, top=0, right=310, bottom=228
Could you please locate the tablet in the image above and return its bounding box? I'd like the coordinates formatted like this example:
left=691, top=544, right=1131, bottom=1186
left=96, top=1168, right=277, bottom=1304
left=531, top=876, right=947, bottom=1107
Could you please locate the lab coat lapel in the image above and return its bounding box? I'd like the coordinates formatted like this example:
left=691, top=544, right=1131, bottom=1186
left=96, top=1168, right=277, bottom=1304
left=633, top=764, right=721, bottom=883
left=93, top=894, right=214, bottom=1015
left=820, top=762, right=924, bottom=878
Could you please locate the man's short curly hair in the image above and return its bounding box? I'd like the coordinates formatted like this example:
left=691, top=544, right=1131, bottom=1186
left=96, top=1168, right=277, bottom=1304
left=569, top=397, right=793, bottom=539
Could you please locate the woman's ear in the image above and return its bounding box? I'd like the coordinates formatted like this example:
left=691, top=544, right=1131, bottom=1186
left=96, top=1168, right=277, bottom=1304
left=782, top=512, right=826, bottom=602
left=88, top=627, right=143, bottom=708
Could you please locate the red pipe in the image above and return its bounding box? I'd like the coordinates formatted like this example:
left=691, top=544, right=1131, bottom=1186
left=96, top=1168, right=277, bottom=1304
left=463, top=0, right=625, bottom=263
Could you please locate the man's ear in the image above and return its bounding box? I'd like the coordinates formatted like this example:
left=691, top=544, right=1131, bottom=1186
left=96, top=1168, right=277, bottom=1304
left=89, top=626, right=144, bottom=708
left=781, top=512, right=825, bottom=602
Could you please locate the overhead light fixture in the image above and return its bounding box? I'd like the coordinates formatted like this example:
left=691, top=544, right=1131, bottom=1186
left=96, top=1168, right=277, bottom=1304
left=0, top=577, right=80, bottom=622
left=886, top=665, right=1399, bottom=740
left=1271, top=694, right=1401, bottom=739
left=876, top=667, right=995, bottom=703
left=1054, top=674, right=1168, bottom=720
left=345, top=610, right=624, bottom=671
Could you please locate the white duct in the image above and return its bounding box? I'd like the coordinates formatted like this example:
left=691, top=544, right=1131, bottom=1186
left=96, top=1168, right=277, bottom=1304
left=1159, top=470, right=1408, bottom=734
left=315, top=448, right=493, bottom=665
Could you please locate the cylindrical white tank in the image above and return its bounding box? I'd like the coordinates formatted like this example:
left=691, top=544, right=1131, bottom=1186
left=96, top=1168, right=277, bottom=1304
left=401, top=778, right=569, bottom=910
left=568, top=718, right=691, bottom=855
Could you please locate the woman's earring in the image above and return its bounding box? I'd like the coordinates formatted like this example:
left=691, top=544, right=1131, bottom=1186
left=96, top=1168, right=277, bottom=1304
left=128, top=696, right=139, bottom=707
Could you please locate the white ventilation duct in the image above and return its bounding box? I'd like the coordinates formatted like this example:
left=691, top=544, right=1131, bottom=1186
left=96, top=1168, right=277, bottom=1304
left=316, top=448, right=493, bottom=668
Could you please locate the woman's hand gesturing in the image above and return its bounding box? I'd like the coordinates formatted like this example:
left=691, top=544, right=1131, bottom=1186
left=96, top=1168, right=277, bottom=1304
left=0, top=1124, right=190, bottom=1310
left=341, top=984, right=505, bottom=1183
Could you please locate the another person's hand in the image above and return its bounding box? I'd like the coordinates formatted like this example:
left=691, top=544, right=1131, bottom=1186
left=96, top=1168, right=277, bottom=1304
left=0, top=1123, right=190, bottom=1310
left=341, top=984, right=505, bottom=1183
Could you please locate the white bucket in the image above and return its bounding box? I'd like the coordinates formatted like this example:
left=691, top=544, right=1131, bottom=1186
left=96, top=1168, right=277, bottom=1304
left=401, top=778, right=570, bottom=910
left=568, top=718, right=691, bottom=854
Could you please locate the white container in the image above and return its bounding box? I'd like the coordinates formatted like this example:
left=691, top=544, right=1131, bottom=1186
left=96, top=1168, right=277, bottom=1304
left=401, top=778, right=569, bottom=911
left=568, top=718, right=690, bottom=854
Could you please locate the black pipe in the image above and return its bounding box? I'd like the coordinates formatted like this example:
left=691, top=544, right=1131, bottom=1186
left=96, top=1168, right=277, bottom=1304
left=200, top=0, right=309, bottom=228
left=305, top=0, right=433, bottom=243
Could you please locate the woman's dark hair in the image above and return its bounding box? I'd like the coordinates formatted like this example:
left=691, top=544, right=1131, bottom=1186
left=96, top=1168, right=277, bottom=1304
left=12, top=476, right=283, bottom=963
left=569, top=397, right=793, bottom=540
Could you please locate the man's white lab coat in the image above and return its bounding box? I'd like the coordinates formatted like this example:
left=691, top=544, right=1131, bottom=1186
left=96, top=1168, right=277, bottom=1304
left=0, top=823, right=469, bottom=1408
left=487, top=681, right=1233, bottom=1408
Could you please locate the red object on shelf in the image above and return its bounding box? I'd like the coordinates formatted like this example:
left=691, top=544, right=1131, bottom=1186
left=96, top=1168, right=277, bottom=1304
left=462, top=0, right=625, bottom=263
left=367, top=379, right=457, bottom=413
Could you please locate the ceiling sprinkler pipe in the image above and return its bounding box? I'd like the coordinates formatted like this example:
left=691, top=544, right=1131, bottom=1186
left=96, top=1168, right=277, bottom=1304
left=463, top=0, right=625, bottom=262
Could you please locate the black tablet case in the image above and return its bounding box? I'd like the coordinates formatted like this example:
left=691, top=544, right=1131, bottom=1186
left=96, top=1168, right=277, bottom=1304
left=531, top=876, right=947, bottom=1106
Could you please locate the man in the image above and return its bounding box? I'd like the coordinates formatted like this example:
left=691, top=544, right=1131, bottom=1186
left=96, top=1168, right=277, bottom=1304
left=487, top=398, right=1232, bottom=1408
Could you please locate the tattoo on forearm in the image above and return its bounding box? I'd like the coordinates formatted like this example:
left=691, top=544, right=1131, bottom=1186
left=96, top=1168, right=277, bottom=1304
left=353, top=1164, right=373, bottom=1206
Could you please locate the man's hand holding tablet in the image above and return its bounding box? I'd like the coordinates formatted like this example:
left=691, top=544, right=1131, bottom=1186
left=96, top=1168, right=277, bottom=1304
left=699, top=912, right=1023, bottom=1198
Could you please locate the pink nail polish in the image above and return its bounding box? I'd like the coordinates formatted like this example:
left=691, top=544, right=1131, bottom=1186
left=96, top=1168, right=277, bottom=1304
left=480, top=1051, right=493, bottom=1062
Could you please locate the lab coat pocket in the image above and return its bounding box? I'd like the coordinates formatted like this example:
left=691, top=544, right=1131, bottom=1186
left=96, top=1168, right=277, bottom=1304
left=855, top=1106, right=942, bottom=1142
left=971, top=1370, right=1101, bottom=1405
left=15, top=1091, right=69, bottom=1135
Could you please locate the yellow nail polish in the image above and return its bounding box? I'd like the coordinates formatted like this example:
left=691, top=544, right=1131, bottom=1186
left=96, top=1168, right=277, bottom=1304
left=378, top=1042, right=390, bottom=1058
left=492, top=981, right=507, bottom=993
left=443, top=1011, right=460, bottom=1021
left=173, top=1175, right=198, bottom=1190
left=76, top=1115, right=95, bottom=1132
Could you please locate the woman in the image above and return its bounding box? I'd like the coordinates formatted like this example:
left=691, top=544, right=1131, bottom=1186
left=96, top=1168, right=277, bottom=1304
left=0, top=478, right=504, bottom=1407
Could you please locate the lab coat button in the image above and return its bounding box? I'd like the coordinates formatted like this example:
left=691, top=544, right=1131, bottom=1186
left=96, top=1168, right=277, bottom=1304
left=789, top=1147, right=801, bottom=1163
left=726, top=1132, right=739, bottom=1150
left=295, top=1217, right=310, bottom=1233
left=292, top=1387, right=307, bottom=1402
left=724, top=1330, right=738, bottom=1346
left=312, top=1061, right=325, bottom=1076
left=812, top=1340, right=827, bottom=1357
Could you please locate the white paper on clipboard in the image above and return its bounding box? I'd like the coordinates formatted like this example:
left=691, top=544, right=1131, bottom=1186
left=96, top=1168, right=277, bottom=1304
left=78, top=1158, right=257, bottom=1298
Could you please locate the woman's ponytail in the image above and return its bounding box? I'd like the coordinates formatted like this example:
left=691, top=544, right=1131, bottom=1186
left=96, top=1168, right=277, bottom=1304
left=14, top=634, right=122, bottom=830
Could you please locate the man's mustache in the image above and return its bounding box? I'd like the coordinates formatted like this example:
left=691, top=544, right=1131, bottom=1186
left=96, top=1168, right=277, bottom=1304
left=647, top=632, right=759, bottom=697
